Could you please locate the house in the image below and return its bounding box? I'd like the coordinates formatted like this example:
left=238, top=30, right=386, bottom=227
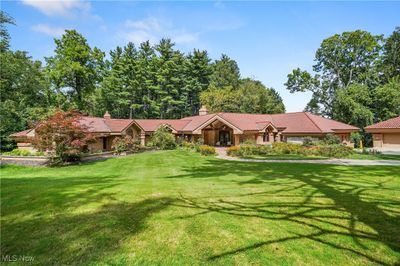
left=10, top=107, right=359, bottom=152
left=365, top=116, right=400, bottom=150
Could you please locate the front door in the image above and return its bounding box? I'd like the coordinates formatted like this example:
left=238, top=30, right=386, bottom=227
left=219, top=131, right=231, bottom=146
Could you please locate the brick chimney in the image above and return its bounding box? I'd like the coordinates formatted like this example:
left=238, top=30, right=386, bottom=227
left=199, top=106, right=208, bottom=116
left=103, top=111, right=111, bottom=119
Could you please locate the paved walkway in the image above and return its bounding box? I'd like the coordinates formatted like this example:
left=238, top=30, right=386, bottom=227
left=215, top=147, right=400, bottom=166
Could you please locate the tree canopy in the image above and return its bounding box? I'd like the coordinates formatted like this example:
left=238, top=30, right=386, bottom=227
left=285, top=28, right=400, bottom=130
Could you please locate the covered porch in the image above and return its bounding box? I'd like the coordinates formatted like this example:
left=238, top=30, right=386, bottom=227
left=201, top=121, right=237, bottom=146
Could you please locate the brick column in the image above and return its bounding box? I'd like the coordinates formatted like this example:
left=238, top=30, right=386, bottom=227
left=140, top=132, right=146, bottom=146
left=269, top=132, right=274, bottom=143
left=256, top=134, right=263, bottom=144
left=276, top=132, right=281, bottom=142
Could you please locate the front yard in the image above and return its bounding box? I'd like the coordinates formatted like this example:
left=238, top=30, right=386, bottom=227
left=1, top=150, right=399, bottom=265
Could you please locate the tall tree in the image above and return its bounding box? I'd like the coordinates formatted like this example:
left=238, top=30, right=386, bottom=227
left=0, top=13, right=52, bottom=150
left=200, top=78, right=285, bottom=114
left=209, top=54, right=240, bottom=89
left=374, top=78, right=400, bottom=121
left=0, top=11, right=15, bottom=52
left=285, top=30, right=383, bottom=117
left=182, top=49, right=212, bottom=116
left=45, top=30, right=105, bottom=113
left=332, top=84, right=374, bottom=128
left=238, top=78, right=285, bottom=114
left=381, top=27, right=400, bottom=80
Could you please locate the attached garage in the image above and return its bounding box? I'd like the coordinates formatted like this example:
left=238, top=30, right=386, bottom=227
left=383, top=133, right=400, bottom=148
left=365, top=116, right=400, bottom=150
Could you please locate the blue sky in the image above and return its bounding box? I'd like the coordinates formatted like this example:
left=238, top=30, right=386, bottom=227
left=3, top=1, right=399, bottom=112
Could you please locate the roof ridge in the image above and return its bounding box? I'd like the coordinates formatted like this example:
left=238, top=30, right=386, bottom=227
left=303, top=112, right=323, bottom=133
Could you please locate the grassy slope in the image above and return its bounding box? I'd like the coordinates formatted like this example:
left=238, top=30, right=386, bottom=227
left=1, top=150, right=399, bottom=265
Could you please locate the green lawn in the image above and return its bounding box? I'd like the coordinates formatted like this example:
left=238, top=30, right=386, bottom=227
left=241, top=153, right=400, bottom=161
left=1, top=150, right=400, bottom=265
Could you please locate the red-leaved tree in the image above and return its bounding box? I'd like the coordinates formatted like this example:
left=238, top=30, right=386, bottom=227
left=33, top=110, right=94, bottom=163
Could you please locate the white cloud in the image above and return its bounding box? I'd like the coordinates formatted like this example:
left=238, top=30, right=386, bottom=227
left=22, top=0, right=91, bottom=17
left=213, top=0, right=225, bottom=9
left=119, top=17, right=199, bottom=45
left=31, top=24, right=66, bottom=37
left=125, top=17, right=162, bottom=32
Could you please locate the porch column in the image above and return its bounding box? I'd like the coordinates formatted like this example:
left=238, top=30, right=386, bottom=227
left=276, top=132, right=282, bottom=142
left=234, top=134, right=240, bottom=146
left=256, top=134, right=263, bottom=144
left=269, top=132, right=274, bottom=143
left=140, top=132, right=146, bottom=146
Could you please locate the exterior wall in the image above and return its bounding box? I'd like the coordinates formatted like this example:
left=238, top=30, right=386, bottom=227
left=240, top=133, right=257, bottom=143
left=284, top=136, right=321, bottom=144
left=372, top=133, right=383, bottom=148
left=16, top=143, right=37, bottom=152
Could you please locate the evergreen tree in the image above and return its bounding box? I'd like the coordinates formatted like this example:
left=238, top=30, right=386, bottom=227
left=209, top=54, right=240, bottom=89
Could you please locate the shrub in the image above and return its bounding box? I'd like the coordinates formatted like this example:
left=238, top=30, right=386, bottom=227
left=322, top=134, right=341, bottom=145
left=350, top=132, right=362, bottom=148
left=226, top=145, right=272, bottom=157
left=181, top=141, right=195, bottom=150
left=226, top=146, right=240, bottom=156
left=302, top=137, right=314, bottom=147
left=149, top=125, right=176, bottom=150
left=315, top=144, right=353, bottom=158
left=241, top=139, right=256, bottom=145
left=112, top=136, right=140, bottom=154
left=199, top=145, right=216, bottom=156
left=272, top=142, right=303, bottom=154
left=2, top=149, right=31, bottom=156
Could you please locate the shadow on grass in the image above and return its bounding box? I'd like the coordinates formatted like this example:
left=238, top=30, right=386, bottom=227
left=1, top=170, right=172, bottom=264
left=1, top=196, right=172, bottom=264
left=171, top=159, right=400, bottom=265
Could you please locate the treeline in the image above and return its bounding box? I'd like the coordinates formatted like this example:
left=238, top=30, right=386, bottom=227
left=0, top=12, right=284, bottom=150
left=285, top=28, right=400, bottom=130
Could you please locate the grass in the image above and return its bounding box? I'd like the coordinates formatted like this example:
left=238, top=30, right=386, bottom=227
left=239, top=153, right=400, bottom=161
left=1, top=150, right=400, bottom=265
left=241, top=154, right=328, bottom=160
left=347, top=153, right=400, bottom=160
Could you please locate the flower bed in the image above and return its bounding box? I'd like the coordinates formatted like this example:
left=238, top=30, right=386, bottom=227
left=227, top=142, right=354, bottom=159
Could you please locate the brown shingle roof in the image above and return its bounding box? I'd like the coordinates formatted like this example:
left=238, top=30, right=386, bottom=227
left=134, top=119, right=190, bottom=132
left=9, top=112, right=359, bottom=137
left=365, top=116, right=400, bottom=129
left=9, top=129, right=33, bottom=138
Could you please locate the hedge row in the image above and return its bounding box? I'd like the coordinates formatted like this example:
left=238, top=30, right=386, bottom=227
left=227, top=142, right=353, bottom=158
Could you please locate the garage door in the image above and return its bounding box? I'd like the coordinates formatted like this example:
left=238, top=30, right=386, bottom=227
left=383, top=133, right=400, bottom=147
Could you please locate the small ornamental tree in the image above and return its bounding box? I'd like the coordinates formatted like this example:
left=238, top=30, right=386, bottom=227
left=149, top=125, right=176, bottom=150
left=33, top=110, right=94, bottom=163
